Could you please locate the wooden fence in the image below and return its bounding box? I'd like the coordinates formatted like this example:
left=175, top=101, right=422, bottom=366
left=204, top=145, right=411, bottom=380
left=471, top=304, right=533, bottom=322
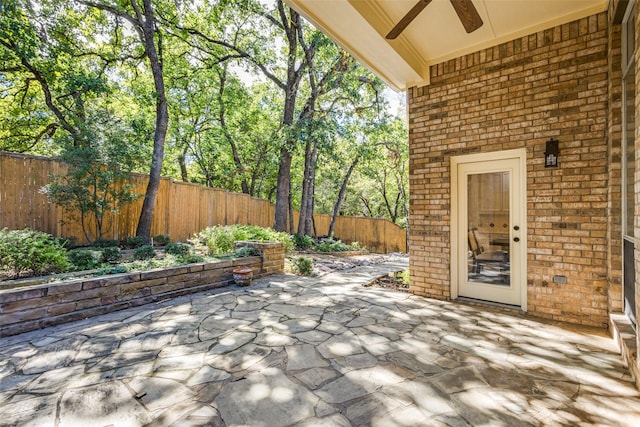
left=0, top=152, right=407, bottom=253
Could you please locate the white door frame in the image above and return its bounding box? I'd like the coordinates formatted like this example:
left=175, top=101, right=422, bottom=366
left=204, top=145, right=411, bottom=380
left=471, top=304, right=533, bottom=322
left=450, top=149, right=528, bottom=311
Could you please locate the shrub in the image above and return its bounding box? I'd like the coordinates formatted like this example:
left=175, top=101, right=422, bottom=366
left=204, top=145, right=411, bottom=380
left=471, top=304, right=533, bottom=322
left=41, top=143, right=140, bottom=244
left=178, top=254, right=205, bottom=264
left=100, top=246, right=122, bottom=263
left=233, top=246, right=260, bottom=257
left=153, top=234, right=171, bottom=247
left=314, top=239, right=365, bottom=253
left=93, top=238, right=119, bottom=248
left=95, top=264, right=128, bottom=276
left=165, top=242, right=190, bottom=256
left=293, top=234, right=315, bottom=249
left=349, top=241, right=366, bottom=251
left=400, top=268, right=409, bottom=286
left=68, top=249, right=102, bottom=271
left=0, top=228, right=70, bottom=278
left=134, top=245, right=156, bottom=260
left=121, top=236, right=145, bottom=249
left=194, top=225, right=293, bottom=255
left=314, top=239, right=349, bottom=252
left=293, top=257, right=313, bottom=276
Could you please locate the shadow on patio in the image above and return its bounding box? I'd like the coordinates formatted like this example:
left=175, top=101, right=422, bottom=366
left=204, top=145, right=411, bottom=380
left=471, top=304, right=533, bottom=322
left=0, top=259, right=638, bottom=426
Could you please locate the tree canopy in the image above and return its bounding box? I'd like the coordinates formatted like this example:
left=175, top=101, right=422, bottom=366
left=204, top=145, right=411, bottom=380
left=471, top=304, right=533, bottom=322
left=0, top=0, right=408, bottom=237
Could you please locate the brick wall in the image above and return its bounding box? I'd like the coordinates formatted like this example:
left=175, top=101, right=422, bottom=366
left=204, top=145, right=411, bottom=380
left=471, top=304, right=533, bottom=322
left=408, top=13, right=610, bottom=327
left=607, top=1, right=624, bottom=316
left=0, top=241, right=285, bottom=337
left=633, top=0, right=640, bottom=370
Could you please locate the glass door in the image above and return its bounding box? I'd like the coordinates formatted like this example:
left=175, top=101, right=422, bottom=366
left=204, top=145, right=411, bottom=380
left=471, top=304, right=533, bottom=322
left=457, top=157, right=523, bottom=306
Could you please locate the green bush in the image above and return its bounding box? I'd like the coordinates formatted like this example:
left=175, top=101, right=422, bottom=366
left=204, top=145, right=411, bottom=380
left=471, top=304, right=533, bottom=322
left=121, top=236, right=145, bottom=249
left=293, top=234, right=315, bottom=249
left=177, top=254, right=205, bottom=264
left=400, top=268, right=409, bottom=286
left=233, top=246, right=260, bottom=257
left=93, top=238, right=119, bottom=248
left=195, top=225, right=293, bottom=255
left=100, top=246, right=121, bottom=263
left=153, top=234, right=171, bottom=247
left=95, top=264, right=128, bottom=276
left=314, top=239, right=365, bottom=252
left=293, top=257, right=313, bottom=276
left=134, top=245, right=156, bottom=260
left=0, top=228, right=70, bottom=278
left=68, top=249, right=102, bottom=271
left=165, top=242, right=190, bottom=256
left=314, top=239, right=349, bottom=252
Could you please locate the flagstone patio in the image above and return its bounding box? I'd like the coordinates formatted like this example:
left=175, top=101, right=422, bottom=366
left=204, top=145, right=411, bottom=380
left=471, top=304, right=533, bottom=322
left=1, top=257, right=639, bottom=426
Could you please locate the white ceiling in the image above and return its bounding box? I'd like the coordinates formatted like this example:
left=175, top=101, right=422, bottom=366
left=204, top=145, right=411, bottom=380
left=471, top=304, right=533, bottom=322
left=286, top=0, right=608, bottom=91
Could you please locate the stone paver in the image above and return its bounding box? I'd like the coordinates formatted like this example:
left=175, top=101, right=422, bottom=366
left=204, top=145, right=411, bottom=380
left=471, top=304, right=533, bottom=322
left=1, top=256, right=640, bottom=426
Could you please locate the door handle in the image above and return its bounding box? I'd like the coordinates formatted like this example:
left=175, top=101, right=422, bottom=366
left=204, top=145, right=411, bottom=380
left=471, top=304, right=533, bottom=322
left=513, top=237, right=520, bottom=242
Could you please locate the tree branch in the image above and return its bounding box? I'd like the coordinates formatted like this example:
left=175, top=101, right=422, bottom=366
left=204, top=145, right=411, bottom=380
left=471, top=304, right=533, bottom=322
left=171, top=24, right=286, bottom=90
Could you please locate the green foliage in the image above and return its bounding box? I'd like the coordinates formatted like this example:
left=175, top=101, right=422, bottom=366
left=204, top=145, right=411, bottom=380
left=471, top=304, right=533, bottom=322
left=195, top=225, right=293, bottom=255
left=165, top=242, right=190, bottom=256
left=95, top=264, right=128, bottom=276
left=0, top=228, right=70, bottom=279
left=399, top=269, right=409, bottom=286
left=134, top=245, right=156, bottom=260
left=293, top=234, right=315, bottom=249
left=93, top=238, right=119, bottom=248
left=153, top=234, right=171, bottom=247
left=233, top=246, right=260, bottom=257
left=293, top=257, right=313, bottom=276
left=313, top=239, right=364, bottom=252
left=1, top=0, right=408, bottom=235
left=100, top=246, right=121, bottom=263
left=177, top=254, right=205, bottom=264
left=121, top=236, right=145, bottom=249
left=348, top=241, right=366, bottom=251
left=316, top=116, right=409, bottom=226
left=68, top=249, right=102, bottom=271
left=42, top=144, right=141, bottom=244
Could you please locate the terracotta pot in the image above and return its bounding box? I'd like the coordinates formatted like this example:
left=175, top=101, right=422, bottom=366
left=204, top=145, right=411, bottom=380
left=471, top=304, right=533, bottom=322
left=232, top=267, right=253, bottom=286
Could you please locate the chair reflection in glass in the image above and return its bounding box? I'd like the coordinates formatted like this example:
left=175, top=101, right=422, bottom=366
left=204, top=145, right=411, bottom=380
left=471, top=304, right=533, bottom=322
left=467, top=228, right=510, bottom=284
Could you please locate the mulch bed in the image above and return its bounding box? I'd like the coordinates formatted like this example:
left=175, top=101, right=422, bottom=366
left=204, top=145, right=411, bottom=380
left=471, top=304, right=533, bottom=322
left=364, top=273, right=409, bottom=293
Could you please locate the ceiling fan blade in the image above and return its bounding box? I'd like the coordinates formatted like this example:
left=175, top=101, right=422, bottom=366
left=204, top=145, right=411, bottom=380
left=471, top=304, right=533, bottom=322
left=386, top=0, right=433, bottom=40
left=450, top=0, right=483, bottom=33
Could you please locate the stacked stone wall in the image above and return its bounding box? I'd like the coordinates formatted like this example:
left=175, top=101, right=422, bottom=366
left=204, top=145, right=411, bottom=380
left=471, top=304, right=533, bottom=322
left=0, top=241, right=285, bottom=336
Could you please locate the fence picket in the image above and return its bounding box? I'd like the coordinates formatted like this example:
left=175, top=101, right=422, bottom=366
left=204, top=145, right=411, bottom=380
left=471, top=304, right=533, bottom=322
left=0, top=152, right=407, bottom=253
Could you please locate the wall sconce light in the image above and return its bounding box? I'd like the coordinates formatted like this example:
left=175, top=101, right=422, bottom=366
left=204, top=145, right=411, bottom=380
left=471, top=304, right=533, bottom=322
left=545, top=138, right=559, bottom=168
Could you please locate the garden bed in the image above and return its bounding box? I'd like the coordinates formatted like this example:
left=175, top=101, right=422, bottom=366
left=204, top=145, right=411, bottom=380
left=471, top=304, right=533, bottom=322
left=0, top=241, right=285, bottom=337
left=364, top=269, right=410, bottom=292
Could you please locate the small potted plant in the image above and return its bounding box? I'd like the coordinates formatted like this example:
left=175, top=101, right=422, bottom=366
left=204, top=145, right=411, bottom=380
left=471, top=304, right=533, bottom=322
left=232, top=266, right=253, bottom=286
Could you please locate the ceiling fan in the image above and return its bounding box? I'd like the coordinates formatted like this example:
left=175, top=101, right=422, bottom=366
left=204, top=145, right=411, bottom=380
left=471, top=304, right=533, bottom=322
left=386, top=0, right=483, bottom=39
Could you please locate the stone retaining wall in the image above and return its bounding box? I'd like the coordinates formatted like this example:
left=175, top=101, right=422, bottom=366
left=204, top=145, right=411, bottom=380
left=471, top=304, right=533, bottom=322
left=0, top=241, right=285, bottom=337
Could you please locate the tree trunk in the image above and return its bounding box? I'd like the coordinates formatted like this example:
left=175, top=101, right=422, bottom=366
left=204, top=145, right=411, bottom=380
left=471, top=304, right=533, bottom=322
left=297, top=140, right=313, bottom=235
left=329, top=156, right=358, bottom=237
left=135, top=0, right=168, bottom=243
left=249, top=148, right=267, bottom=197
left=178, top=145, right=188, bottom=182
left=218, top=67, right=250, bottom=194
left=274, top=146, right=292, bottom=231
left=303, top=142, right=317, bottom=235
left=273, top=3, right=303, bottom=232
left=288, top=175, right=294, bottom=234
